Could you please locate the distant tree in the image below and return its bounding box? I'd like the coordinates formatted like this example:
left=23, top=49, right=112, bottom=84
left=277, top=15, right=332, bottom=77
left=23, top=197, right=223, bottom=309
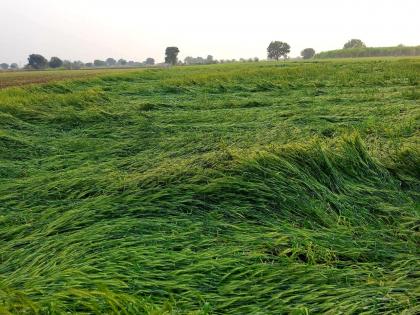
left=85, top=62, right=93, bottom=67
left=72, top=61, right=84, bottom=70
left=253, top=57, right=259, bottom=62
left=10, top=63, right=19, bottom=69
left=165, top=47, right=180, bottom=65
left=94, top=60, right=106, bottom=67
left=184, top=56, right=213, bottom=65
left=28, top=54, right=48, bottom=69
left=106, top=58, right=117, bottom=66
left=301, top=48, right=315, bottom=59
left=49, top=57, right=63, bottom=68
left=343, top=39, right=366, bottom=49
left=184, top=57, right=191, bottom=64
left=118, top=59, right=127, bottom=66
left=0, top=63, right=9, bottom=70
left=145, top=58, right=155, bottom=65
left=62, top=60, right=72, bottom=70
left=267, top=41, right=291, bottom=60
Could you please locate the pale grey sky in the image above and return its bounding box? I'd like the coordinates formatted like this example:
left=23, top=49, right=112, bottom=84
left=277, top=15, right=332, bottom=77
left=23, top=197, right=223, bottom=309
left=1, top=0, right=419, bottom=65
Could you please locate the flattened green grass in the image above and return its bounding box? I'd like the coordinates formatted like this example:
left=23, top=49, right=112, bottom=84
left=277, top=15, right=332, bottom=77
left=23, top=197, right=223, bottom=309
left=0, top=68, right=145, bottom=89
left=0, top=59, right=419, bottom=314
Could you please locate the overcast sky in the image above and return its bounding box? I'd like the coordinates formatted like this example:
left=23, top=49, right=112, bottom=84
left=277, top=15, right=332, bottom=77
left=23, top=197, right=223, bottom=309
left=1, top=0, right=419, bottom=65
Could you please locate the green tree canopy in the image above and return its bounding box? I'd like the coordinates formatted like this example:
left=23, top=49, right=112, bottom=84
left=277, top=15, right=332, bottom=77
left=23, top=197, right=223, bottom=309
left=94, top=60, right=106, bottom=67
left=267, top=41, right=291, bottom=60
left=343, top=39, right=366, bottom=49
left=165, top=47, right=180, bottom=65
left=301, top=48, right=315, bottom=59
left=145, top=58, right=155, bottom=65
left=49, top=57, right=63, bottom=68
left=106, top=58, right=117, bottom=66
left=118, top=59, right=127, bottom=66
left=28, top=54, right=48, bottom=69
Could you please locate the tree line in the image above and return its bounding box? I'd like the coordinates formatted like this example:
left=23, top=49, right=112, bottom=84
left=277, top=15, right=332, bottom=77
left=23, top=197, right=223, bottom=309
left=1, top=39, right=417, bottom=71
left=0, top=55, right=156, bottom=71
left=165, top=48, right=260, bottom=65
left=315, top=44, right=420, bottom=59
left=265, top=39, right=420, bottom=60
left=0, top=43, right=302, bottom=71
left=28, top=55, right=155, bottom=70
left=163, top=41, right=312, bottom=62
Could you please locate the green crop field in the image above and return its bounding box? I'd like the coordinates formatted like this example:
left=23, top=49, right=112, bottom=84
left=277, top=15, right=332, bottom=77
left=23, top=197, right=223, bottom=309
left=0, top=68, right=142, bottom=89
left=0, top=59, right=419, bottom=314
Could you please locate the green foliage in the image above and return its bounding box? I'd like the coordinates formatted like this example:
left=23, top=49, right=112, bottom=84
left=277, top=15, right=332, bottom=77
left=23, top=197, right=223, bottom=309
left=106, top=58, right=117, bottom=67
left=184, top=56, right=215, bottom=65
left=94, top=59, right=106, bottom=67
left=343, top=39, right=366, bottom=49
left=316, top=45, right=420, bottom=59
left=267, top=41, right=291, bottom=60
left=72, top=61, right=84, bottom=70
left=301, top=48, right=315, bottom=59
left=0, top=58, right=419, bottom=314
left=27, top=54, right=48, bottom=69
left=49, top=57, right=63, bottom=68
left=145, top=58, right=155, bottom=65
left=165, top=47, right=180, bottom=65
left=118, top=59, right=127, bottom=66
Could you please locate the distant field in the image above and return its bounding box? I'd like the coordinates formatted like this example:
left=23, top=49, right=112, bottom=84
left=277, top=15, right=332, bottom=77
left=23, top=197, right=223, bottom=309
left=0, top=68, right=144, bottom=89
left=0, top=59, right=419, bottom=314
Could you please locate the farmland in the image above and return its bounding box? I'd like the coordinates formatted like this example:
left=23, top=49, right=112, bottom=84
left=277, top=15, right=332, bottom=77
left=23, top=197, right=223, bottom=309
left=0, top=59, right=419, bottom=314
left=0, top=68, right=144, bottom=89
